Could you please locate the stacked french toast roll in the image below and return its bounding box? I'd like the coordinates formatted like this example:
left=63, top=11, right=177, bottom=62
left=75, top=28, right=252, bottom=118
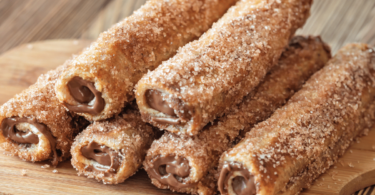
left=136, top=0, right=313, bottom=136
left=143, top=36, right=331, bottom=195
left=70, top=102, right=157, bottom=184
left=55, top=0, right=238, bottom=121
left=218, top=43, right=375, bottom=195
left=0, top=65, right=89, bottom=166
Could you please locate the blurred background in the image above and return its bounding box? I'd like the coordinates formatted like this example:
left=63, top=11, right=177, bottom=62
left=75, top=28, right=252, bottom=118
left=0, top=0, right=374, bottom=55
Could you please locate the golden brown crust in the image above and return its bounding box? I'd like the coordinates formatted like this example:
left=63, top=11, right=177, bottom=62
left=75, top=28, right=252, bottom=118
left=0, top=65, right=84, bottom=165
left=56, top=0, right=238, bottom=121
left=143, top=36, right=331, bottom=195
left=219, top=43, right=375, bottom=195
left=71, top=105, right=156, bottom=184
left=136, top=0, right=313, bottom=136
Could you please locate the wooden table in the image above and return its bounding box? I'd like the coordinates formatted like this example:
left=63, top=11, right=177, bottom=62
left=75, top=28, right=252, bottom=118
left=0, top=0, right=374, bottom=194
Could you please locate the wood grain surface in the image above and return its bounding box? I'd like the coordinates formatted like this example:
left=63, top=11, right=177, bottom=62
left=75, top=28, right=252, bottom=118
left=0, top=0, right=374, bottom=194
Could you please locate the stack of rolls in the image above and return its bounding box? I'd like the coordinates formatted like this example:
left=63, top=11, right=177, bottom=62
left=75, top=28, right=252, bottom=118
left=0, top=0, right=242, bottom=187
left=1, top=0, right=374, bottom=194
left=143, top=36, right=331, bottom=194
left=138, top=0, right=314, bottom=193
left=63, top=0, right=239, bottom=184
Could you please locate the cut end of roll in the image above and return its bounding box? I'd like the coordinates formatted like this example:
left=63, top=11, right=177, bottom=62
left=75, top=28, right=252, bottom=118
left=80, top=141, right=120, bottom=175
left=1, top=118, right=39, bottom=145
left=218, top=161, right=256, bottom=195
left=0, top=117, right=60, bottom=165
left=144, top=89, right=192, bottom=126
left=64, top=77, right=105, bottom=116
left=146, top=155, right=194, bottom=190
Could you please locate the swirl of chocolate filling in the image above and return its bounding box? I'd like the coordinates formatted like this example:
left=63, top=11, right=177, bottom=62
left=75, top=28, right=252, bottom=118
left=145, top=89, right=192, bottom=125
left=147, top=155, right=193, bottom=189
left=1, top=117, right=59, bottom=165
left=218, top=161, right=256, bottom=195
left=81, top=142, right=120, bottom=175
left=64, top=77, right=105, bottom=115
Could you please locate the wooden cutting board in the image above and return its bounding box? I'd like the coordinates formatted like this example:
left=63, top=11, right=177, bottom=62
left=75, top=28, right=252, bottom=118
left=0, top=40, right=374, bottom=195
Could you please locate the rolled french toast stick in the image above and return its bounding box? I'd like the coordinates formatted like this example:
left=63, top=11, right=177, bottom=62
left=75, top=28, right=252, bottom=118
left=136, top=0, right=313, bottom=136
left=71, top=103, right=157, bottom=184
left=218, top=43, right=375, bottom=195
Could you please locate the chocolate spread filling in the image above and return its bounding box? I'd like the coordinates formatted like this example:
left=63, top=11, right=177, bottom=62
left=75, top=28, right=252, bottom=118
left=147, top=155, right=193, bottom=189
left=81, top=142, right=120, bottom=174
left=145, top=89, right=192, bottom=125
left=65, top=77, right=105, bottom=115
left=0, top=117, right=59, bottom=166
left=218, top=161, right=256, bottom=195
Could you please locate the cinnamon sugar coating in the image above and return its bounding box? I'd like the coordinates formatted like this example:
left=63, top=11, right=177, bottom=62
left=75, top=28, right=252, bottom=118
left=71, top=104, right=156, bottom=184
left=143, top=36, right=331, bottom=195
left=136, top=0, right=313, bottom=136
left=0, top=65, right=86, bottom=165
left=55, top=0, right=237, bottom=121
left=219, top=43, right=375, bottom=195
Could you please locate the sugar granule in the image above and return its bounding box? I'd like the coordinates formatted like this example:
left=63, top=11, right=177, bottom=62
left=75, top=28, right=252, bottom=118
left=21, top=169, right=27, bottom=176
